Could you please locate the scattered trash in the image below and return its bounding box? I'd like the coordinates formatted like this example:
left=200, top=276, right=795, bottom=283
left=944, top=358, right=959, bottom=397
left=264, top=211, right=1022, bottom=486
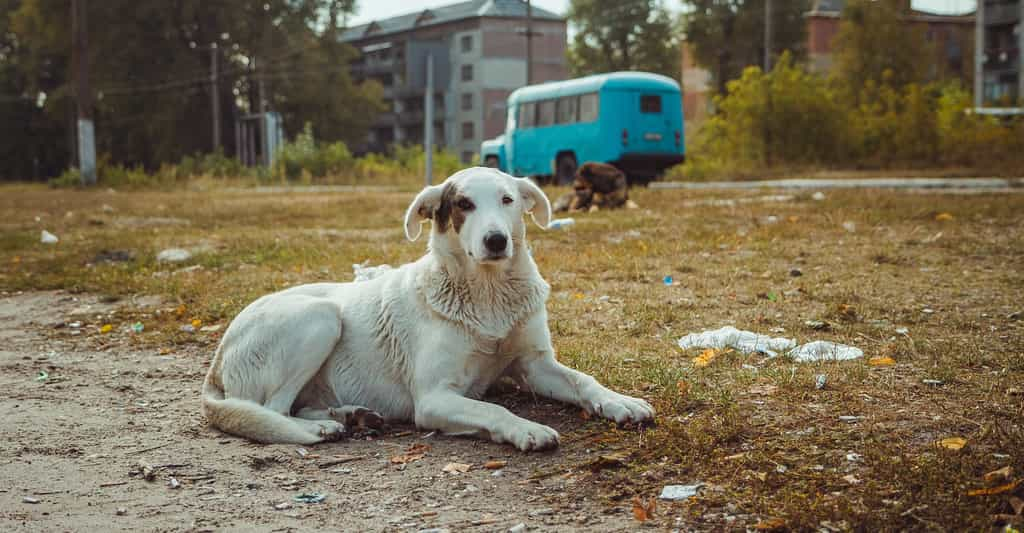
left=40, top=230, right=59, bottom=244
left=115, top=508, right=127, bottom=516
left=100, top=324, right=113, bottom=334
left=895, top=327, right=909, bottom=335
left=292, top=493, right=326, bottom=504
left=659, top=484, right=702, bottom=501
left=200, top=324, right=222, bottom=332
left=22, top=496, right=40, bottom=504
left=484, top=460, right=507, bottom=470
left=922, top=379, right=944, bottom=386
left=131, top=322, right=144, bottom=333
left=352, top=260, right=393, bottom=282
left=296, top=447, right=310, bottom=458
left=508, top=523, right=527, bottom=533
left=68, top=321, right=82, bottom=329
left=789, top=341, right=863, bottom=362
left=934, top=212, right=955, bottom=222
left=442, top=462, right=472, bottom=474
left=805, top=320, right=830, bottom=331
left=815, top=374, right=828, bottom=390
left=984, top=466, right=1013, bottom=484
left=663, top=275, right=673, bottom=286
left=937, top=437, right=967, bottom=450
left=812, top=191, right=826, bottom=201
left=273, top=502, right=292, bottom=510
left=156, top=248, right=192, bottom=263
left=390, top=443, right=430, bottom=464
left=168, top=477, right=181, bottom=489
left=35, top=371, right=49, bottom=382
left=93, top=250, right=133, bottom=263
left=589, top=451, right=631, bottom=471
left=846, top=453, right=863, bottom=462
left=868, top=355, right=896, bottom=367
left=179, top=324, right=196, bottom=333
left=789, top=268, right=803, bottom=277
left=839, top=416, right=862, bottom=423
left=841, top=221, right=857, bottom=233
left=677, top=326, right=796, bottom=357
left=547, top=217, right=575, bottom=230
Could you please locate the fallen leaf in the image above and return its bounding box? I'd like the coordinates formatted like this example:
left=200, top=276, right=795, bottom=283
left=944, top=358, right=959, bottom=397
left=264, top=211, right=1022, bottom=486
left=390, top=443, right=431, bottom=464
left=755, top=518, right=786, bottom=531
left=1011, top=496, right=1024, bottom=515
left=100, top=324, right=113, bottom=334
left=753, top=471, right=768, bottom=482
left=693, top=348, right=720, bottom=368
left=174, top=304, right=186, bottom=316
left=843, top=474, right=861, bottom=485
left=578, top=409, right=591, bottom=420
left=935, top=212, right=954, bottom=222
left=748, top=384, right=778, bottom=396
left=868, top=356, right=896, bottom=367
left=968, top=479, right=1021, bottom=496
left=483, top=460, right=506, bottom=470
left=936, top=437, right=967, bottom=450
left=589, top=451, right=631, bottom=471
left=676, top=380, right=689, bottom=398
left=985, top=466, right=1013, bottom=484
left=573, top=293, right=584, bottom=300
left=442, top=462, right=472, bottom=474
left=191, top=318, right=202, bottom=328
left=632, top=495, right=656, bottom=522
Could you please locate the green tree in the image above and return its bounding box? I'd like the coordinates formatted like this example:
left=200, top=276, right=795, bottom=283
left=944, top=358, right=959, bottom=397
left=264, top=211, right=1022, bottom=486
left=567, top=0, right=680, bottom=79
left=682, top=0, right=810, bottom=93
left=831, top=0, right=931, bottom=96
left=0, top=0, right=382, bottom=180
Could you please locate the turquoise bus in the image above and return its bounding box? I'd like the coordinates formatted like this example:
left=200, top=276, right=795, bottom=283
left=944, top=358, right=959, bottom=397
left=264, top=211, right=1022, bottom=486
left=480, top=71, right=684, bottom=185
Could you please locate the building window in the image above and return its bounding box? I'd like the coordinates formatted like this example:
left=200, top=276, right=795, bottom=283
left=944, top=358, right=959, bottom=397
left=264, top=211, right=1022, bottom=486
left=461, top=93, right=473, bottom=111
left=579, top=92, right=600, bottom=122
left=462, top=121, right=475, bottom=140
left=461, top=64, right=473, bottom=82
left=461, top=35, right=473, bottom=53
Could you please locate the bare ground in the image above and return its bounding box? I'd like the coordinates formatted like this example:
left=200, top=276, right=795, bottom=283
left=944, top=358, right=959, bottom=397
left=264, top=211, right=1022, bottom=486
left=0, top=291, right=639, bottom=532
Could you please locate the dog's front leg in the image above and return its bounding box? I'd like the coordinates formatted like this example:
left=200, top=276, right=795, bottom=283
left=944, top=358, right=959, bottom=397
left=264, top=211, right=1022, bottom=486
left=413, top=390, right=559, bottom=452
left=510, top=313, right=655, bottom=425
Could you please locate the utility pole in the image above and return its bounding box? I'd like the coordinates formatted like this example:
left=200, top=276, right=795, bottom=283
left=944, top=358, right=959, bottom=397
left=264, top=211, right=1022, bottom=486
left=71, top=0, right=96, bottom=185
left=424, top=53, right=434, bottom=186
left=974, top=0, right=984, bottom=107
left=526, top=0, right=534, bottom=84
left=1018, top=0, right=1023, bottom=102
left=254, top=55, right=269, bottom=166
left=209, top=44, right=221, bottom=152
left=764, top=0, right=774, bottom=71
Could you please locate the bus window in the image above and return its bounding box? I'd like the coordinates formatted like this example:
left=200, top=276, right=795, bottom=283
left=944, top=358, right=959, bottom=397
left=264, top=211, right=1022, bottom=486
left=519, top=102, right=535, bottom=128
left=641, top=94, right=662, bottom=113
left=537, top=99, right=556, bottom=127
left=557, top=95, right=578, bottom=124
left=579, top=93, right=599, bottom=122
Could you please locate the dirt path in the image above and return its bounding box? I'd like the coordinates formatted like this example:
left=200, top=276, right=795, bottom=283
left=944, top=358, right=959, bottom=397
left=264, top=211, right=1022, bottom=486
left=0, top=291, right=646, bottom=532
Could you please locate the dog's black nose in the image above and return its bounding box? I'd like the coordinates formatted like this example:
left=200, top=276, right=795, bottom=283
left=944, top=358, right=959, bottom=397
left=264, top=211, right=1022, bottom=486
left=484, top=232, right=508, bottom=254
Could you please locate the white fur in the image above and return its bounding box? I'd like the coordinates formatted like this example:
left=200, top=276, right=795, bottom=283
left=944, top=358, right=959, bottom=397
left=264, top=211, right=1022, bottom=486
left=201, top=167, right=654, bottom=450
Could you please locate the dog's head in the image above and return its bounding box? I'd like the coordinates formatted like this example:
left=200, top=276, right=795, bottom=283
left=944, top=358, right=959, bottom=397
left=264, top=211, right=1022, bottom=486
left=404, top=167, right=551, bottom=264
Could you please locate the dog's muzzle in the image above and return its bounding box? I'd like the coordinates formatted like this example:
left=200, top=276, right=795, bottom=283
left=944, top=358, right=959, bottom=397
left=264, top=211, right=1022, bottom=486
left=483, top=231, right=509, bottom=259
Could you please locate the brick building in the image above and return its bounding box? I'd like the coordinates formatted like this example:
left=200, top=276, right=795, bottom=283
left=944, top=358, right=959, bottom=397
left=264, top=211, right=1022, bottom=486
left=341, top=0, right=568, bottom=161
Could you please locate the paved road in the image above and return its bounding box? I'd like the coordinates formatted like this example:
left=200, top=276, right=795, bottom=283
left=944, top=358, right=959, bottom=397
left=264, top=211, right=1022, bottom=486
left=651, top=177, right=1022, bottom=190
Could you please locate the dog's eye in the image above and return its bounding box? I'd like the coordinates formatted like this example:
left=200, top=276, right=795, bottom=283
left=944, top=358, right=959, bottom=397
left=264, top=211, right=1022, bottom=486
left=502, top=195, right=514, bottom=205
left=456, top=198, right=474, bottom=211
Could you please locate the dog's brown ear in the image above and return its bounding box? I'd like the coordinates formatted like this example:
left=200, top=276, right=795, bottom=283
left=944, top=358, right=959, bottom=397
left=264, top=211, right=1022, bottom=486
left=516, top=177, right=552, bottom=229
left=404, top=183, right=445, bottom=241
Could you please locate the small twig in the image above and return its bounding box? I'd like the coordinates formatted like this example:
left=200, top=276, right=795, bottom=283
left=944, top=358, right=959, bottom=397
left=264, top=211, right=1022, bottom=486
left=153, top=463, right=191, bottom=469
left=127, top=442, right=171, bottom=455
left=99, top=481, right=128, bottom=488
left=32, top=490, right=63, bottom=495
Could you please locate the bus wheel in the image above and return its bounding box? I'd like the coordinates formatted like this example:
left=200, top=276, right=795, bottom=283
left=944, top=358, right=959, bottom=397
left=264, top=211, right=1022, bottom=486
left=555, top=153, right=577, bottom=186
left=484, top=156, right=499, bottom=168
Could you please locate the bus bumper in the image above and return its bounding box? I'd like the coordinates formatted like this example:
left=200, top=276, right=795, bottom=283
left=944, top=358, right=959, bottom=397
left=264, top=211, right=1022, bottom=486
left=612, top=153, right=685, bottom=182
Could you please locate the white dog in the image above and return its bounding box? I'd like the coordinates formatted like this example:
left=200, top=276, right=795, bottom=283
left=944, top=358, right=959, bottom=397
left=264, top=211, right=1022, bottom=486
left=201, top=167, right=654, bottom=451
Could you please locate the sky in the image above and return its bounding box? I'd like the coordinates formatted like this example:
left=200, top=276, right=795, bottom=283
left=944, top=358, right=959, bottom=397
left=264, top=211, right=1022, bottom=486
left=347, top=0, right=977, bottom=27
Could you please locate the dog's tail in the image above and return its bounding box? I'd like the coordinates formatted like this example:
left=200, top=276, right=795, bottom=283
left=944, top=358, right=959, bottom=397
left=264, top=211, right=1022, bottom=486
left=201, top=351, right=322, bottom=445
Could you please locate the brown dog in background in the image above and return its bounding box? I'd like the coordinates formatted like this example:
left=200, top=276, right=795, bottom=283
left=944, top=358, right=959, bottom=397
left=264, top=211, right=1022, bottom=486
left=553, top=162, right=634, bottom=213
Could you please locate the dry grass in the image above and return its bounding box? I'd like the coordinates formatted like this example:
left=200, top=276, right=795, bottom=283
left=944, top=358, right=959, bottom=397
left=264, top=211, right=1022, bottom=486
left=2, top=182, right=1023, bottom=530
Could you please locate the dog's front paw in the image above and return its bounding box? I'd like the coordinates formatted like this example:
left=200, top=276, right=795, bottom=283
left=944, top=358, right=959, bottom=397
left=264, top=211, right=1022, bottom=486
left=591, top=393, right=655, bottom=425
left=501, top=420, right=560, bottom=452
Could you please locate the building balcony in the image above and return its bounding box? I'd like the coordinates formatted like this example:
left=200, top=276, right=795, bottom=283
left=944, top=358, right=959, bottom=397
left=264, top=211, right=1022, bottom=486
left=985, top=2, right=1021, bottom=26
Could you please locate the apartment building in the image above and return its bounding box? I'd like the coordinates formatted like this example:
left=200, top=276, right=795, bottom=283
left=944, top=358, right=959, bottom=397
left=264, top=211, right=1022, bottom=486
left=981, top=0, right=1023, bottom=103
left=341, top=0, right=568, bottom=161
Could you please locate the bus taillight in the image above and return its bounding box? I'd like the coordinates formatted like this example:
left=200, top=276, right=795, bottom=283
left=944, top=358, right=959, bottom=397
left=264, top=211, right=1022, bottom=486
left=674, top=130, right=681, bottom=147
left=622, top=129, right=628, bottom=147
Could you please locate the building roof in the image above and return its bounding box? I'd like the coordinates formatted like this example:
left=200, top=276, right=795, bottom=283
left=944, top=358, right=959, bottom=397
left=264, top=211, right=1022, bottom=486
left=341, top=0, right=563, bottom=42
left=808, top=0, right=974, bottom=18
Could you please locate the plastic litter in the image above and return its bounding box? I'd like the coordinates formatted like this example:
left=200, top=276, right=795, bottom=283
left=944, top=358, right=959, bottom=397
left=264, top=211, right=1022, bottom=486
left=659, top=483, right=703, bottom=501
left=179, top=324, right=196, bottom=333
left=677, top=326, right=796, bottom=357
left=36, top=370, right=49, bottom=382
left=663, top=275, right=673, bottom=286
left=677, top=326, right=864, bottom=362
left=547, top=217, right=575, bottom=230
left=788, top=341, right=863, bottom=362
left=293, top=492, right=326, bottom=504
left=815, top=374, right=827, bottom=390
left=812, top=191, right=826, bottom=201
left=41, top=230, right=59, bottom=244
left=131, top=322, right=144, bottom=333
left=352, top=260, right=393, bottom=282
left=156, top=248, right=191, bottom=263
